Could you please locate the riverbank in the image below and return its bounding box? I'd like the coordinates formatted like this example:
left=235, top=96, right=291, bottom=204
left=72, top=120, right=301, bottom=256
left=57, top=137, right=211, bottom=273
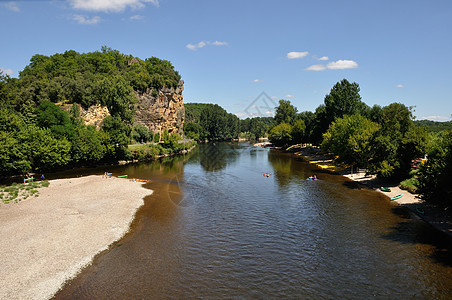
left=292, top=145, right=452, bottom=239
left=0, top=175, right=152, bottom=300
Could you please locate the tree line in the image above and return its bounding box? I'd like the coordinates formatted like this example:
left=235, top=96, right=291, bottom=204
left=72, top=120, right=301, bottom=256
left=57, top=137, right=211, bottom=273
left=183, top=103, right=273, bottom=141
left=266, top=79, right=451, bottom=207
left=0, top=47, right=185, bottom=176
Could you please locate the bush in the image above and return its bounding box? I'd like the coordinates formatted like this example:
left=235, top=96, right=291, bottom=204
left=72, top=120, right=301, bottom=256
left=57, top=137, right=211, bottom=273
left=400, top=177, right=419, bottom=193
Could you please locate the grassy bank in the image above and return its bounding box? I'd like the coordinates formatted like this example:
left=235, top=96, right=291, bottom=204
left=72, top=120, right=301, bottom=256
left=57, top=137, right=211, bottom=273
left=127, top=140, right=197, bottom=162
left=0, top=180, right=50, bottom=204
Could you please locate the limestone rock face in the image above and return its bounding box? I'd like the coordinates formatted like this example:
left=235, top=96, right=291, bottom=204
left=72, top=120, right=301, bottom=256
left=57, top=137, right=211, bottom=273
left=133, top=80, right=185, bottom=134
left=63, top=81, right=184, bottom=134
left=75, top=104, right=110, bottom=129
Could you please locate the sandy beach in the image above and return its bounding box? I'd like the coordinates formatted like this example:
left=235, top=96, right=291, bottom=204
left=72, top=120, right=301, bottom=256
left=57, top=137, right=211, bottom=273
left=0, top=175, right=152, bottom=300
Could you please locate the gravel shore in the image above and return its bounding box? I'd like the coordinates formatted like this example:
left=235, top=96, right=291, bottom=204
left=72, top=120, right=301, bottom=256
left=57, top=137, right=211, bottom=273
left=0, top=175, right=152, bottom=300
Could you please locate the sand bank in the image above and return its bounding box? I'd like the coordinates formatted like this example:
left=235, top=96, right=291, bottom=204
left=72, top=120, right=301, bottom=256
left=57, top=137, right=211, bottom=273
left=342, top=172, right=420, bottom=205
left=0, top=175, right=152, bottom=300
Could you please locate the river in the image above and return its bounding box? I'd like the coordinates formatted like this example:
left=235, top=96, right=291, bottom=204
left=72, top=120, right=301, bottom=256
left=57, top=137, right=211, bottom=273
left=53, top=143, right=452, bottom=299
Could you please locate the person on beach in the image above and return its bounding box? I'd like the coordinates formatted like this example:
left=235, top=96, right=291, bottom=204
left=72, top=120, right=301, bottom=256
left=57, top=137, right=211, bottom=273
left=41, top=174, right=45, bottom=180
left=308, top=175, right=317, bottom=180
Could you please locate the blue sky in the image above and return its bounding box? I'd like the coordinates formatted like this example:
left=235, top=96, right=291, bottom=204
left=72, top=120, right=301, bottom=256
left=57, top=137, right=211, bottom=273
left=1, top=0, right=451, bottom=121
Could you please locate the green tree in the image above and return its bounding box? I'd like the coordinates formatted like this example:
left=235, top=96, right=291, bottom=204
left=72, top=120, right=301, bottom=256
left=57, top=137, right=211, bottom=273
left=184, top=122, right=203, bottom=141
left=322, top=115, right=380, bottom=167
left=102, top=115, right=131, bottom=158
left=298, top=111, right=315, bottom=142
left=35, top=101, right=75, bottom=139
left=311, top=79, right=368, bottom=144
left=199, top=104, right=229, bottom=141
left=290, top=119, right=306, bottom=144
left=71, top=125, right=108, bottom=163
left=324, top=79, right=367, bottom=122
left=25, top=126, right=71, bottom=171
left=269, top=123, right=293, bottom=147
left=417, top=130, right=452, bottom=206
left=0, top=71, right=13, bottom=107
left=132, top=124, right=153, bottom=143
left=369, top=103, right=428, bottom=178
left=98, top=75, right=135, bottom=123
left=274, top=100, right=298, bottom=125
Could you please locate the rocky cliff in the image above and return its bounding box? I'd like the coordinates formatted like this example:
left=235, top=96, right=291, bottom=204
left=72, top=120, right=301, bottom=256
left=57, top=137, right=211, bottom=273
left=133, top=80, right=185, bottom=134
left=72, top=81, right=185, bottom=134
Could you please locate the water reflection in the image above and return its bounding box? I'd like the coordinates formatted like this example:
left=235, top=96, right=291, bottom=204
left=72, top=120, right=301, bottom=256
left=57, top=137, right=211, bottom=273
left=267, top=150, right=316, bottom=187
left=190, top=143, right=240, bottom=172
left=52, top=142, right=452, bottom=300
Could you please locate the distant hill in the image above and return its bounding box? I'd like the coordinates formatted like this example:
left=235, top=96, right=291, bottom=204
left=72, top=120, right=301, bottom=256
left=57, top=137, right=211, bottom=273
left=414, top=120, right=452, bottom=132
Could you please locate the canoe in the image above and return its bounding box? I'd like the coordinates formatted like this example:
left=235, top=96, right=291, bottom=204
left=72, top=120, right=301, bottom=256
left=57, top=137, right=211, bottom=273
left=118, top=175, right=128, bottom=178
left=390, top=194, right=403, bottom=201
left=132, top=178, right=149, bottom=182
left=380, top=187, right=391, bottom=192
left=416, top=206, right=425, bottom=215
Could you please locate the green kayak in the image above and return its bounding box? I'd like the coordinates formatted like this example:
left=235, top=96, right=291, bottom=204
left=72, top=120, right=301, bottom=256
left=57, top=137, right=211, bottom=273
left=390, top=194, right=403, bottom=201
left=118, top=175, right=128, bottom=178
left=380, top=187, right=391, bottom=192
left=416, top=206, right=425, bottom=215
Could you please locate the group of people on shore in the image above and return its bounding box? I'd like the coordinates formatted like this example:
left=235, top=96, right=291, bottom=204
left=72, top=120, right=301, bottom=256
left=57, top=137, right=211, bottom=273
left=23, top=173, right=45, bottom=183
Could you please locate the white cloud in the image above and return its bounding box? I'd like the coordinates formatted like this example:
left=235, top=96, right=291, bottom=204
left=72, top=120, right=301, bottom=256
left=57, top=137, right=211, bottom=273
left=69, top=0, right=159, bottom=13
left=253, top=79, right=260, bottom=83
left=318, top=56, right=329, bottom=61
left=73, top=14, right=101, bottom=24
left=212, top=41, right=228, bottom=46
left=285, top=94, right=295, bottom=98
left=271, top=96, right=278, bottom=99
left=420, top=115, right=451, bottom=121
left=186, top=41, right=206, bottom=50
left=327, top=60, right=358, bottom=69
left=2, top=1, right=20, bottom=12
left=306, top=64, right=326, bottom=71
left=186, top=40, right=227, bottom=51
left=287, top=51, right=309, bottom=59
left=0, top=68, right=14, bottom=76
left=396, top=84, right=404, bottom=88
left=130, top=14, right=144, bottom=20
left=236, top=110, right=274, bottom=118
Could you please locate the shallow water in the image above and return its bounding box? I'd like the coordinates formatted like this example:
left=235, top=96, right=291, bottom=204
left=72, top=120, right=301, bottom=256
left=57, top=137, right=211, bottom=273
left=54, top=143, right=452, bottom=299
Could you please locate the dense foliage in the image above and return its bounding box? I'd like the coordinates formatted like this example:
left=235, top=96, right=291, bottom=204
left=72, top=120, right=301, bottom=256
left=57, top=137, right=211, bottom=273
left=184, top=103, right=241, bottom=141
left=266, top=78, right=449, bottom=206
left=414, top=120, right=452, bottom=132
left=416, top=131, right=452, bottom=206
left=0, top=48, right=184, bottom=176
left=184, top=103, right=273, bottom=142
left=322, top=115, right=380, bottom=167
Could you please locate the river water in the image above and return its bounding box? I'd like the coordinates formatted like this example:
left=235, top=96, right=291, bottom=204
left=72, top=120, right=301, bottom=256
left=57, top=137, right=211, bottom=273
left=54, top=143, right=452, bottom=299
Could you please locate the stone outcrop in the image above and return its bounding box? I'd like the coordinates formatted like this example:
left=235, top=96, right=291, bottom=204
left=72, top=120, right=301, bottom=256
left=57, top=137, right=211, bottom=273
left=133, top=80, right=185, bottom=134
left=80, top=104, right=110, bottom=129
left=63, top=80, right=185, bottom=134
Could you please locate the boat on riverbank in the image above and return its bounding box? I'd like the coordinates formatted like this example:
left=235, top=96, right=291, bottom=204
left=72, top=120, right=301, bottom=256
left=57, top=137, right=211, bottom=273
left=390, top=194, right=403, bottom=201
left=380, top=187, right=391, bottom=192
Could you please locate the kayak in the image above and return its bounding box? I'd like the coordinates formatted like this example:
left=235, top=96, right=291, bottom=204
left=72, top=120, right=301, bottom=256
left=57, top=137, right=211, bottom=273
left=416, top=206, right=425, bottom=215
left=380, top=187, right=391, bottom=192
left=390, top=194, right=403, bottom=201
left=132, top=178, right=149, bottom=182
left=118, top=175, right=128, bottom=178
